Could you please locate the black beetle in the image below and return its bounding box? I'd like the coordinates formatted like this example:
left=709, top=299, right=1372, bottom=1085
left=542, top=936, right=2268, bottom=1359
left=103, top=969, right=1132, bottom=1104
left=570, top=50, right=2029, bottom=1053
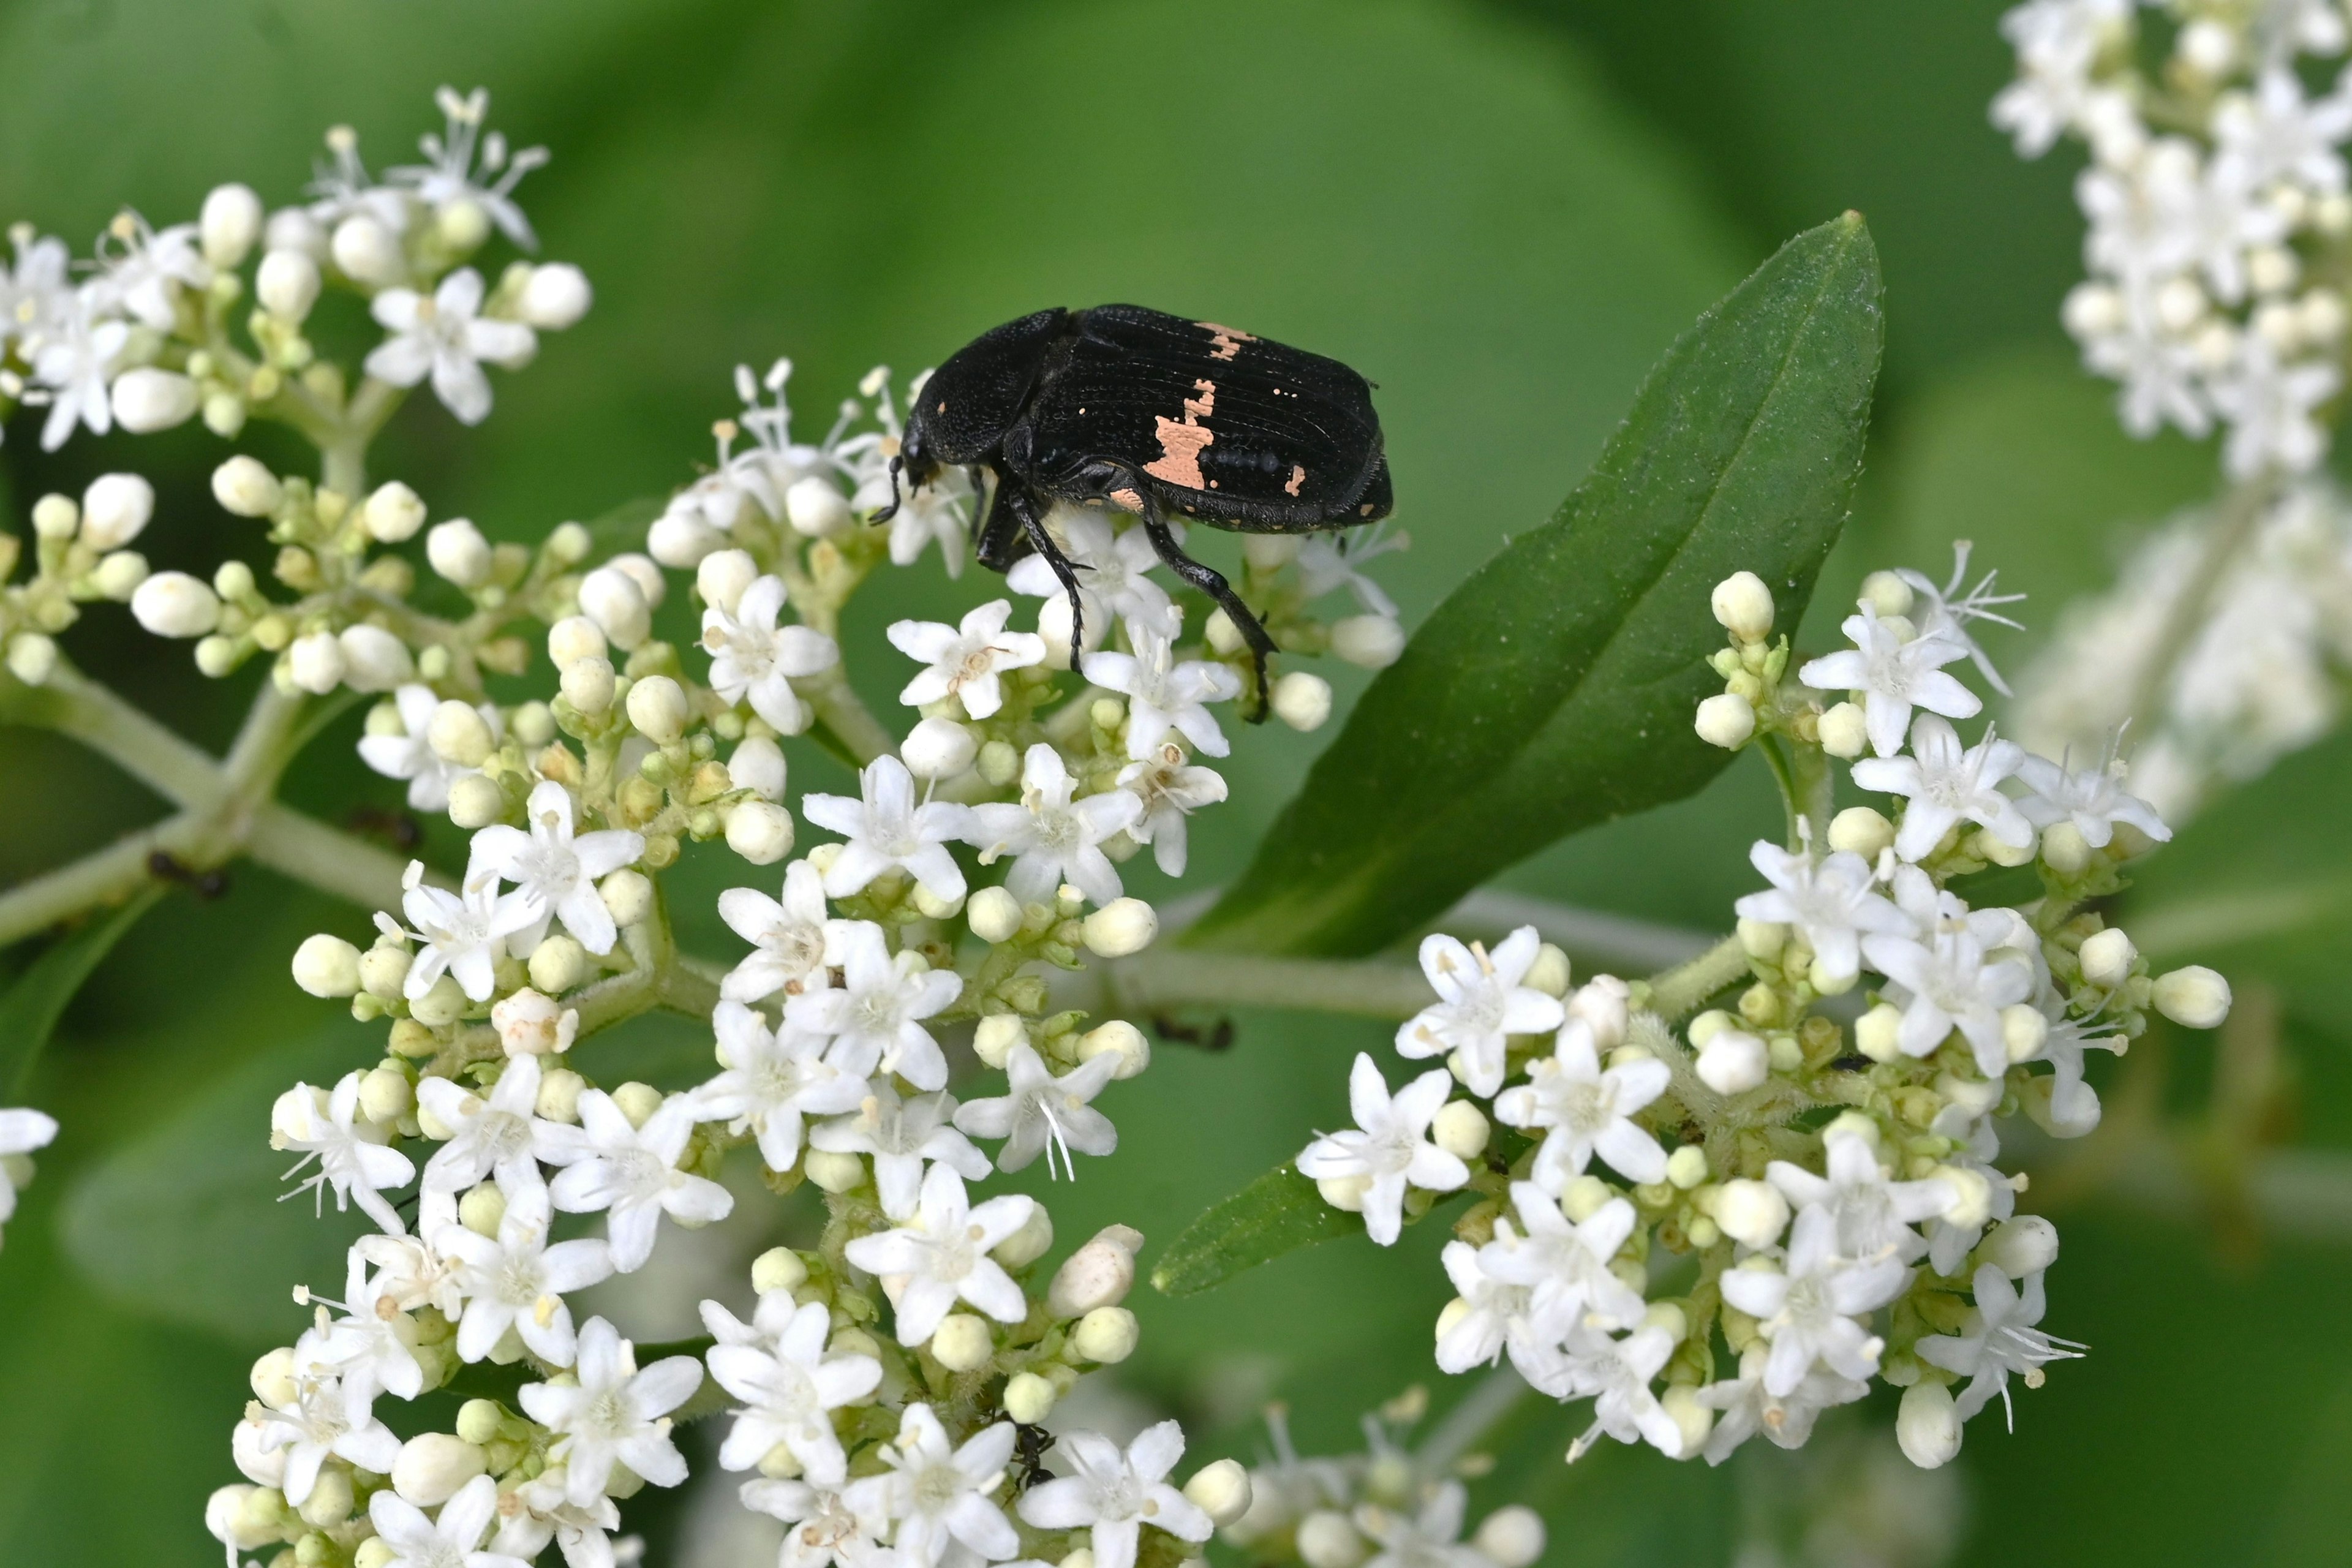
left=874, top=304, right=1392, bottom=712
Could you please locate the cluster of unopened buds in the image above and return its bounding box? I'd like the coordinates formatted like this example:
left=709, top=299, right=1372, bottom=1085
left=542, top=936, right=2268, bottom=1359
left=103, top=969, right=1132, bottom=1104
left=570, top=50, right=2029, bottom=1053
left=1292, top=551, right=2233, bottom=1499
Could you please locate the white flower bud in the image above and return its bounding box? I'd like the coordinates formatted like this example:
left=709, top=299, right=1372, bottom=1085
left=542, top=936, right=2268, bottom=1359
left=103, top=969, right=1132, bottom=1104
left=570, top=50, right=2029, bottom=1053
left=285, top=630, right=346, bottom=695
left=427, top=518, right=494, bottom=588
left=2062, top=281, right=2125, bottom=339
left=729, top=736, right=786, bottom=801
left=1937, top=1164, right=1995, bottom=1232
left=358, top=1066, right=415, bottom=1126
left=1696, top=1028, right=1768, bottom=1095
left=647, top=508, right=726, bottom=568
left=562, top=656, right=617, bottom=715
left=1330, top=612, right=1405, bottom=669
left=1518, top=943, right=1570, bottom=1000
left=1694, top=692, right=1754, bottom=749
left=291, top=934, right=363, bottom=998
left=92, top=551, right=150, bottom=601
left=2154, top=965, right=2232, bottom=1028
left=492, top=989, right=578, bottom=1057
left=1710, top=571, right=1775, bottom=641
left=450, top=777, right=506, bottom=832
left=361, top=481, right=427, bottom=543
left=206, top=1484, right=277, bottom=1551
left=1714, top=1178, right=1789, bottom=1250
left=900, top=716, right=979, bottom=781
left=1859, top=570, right=1913, bottom=617
left=1854, top=1001, right=1904, bottom=1063
left=360, top=944, right=412, bottom=1001
left=2078, top=927, right=2136, bottom=989
left=529, top=935, right=590, bottom=995
left=1048, top=1225, right=1143, bottom=1317
left=1002, top=1371, right=1056, bottom=1425
left=428, top=700, right=496, bottom=767
left=412, top=972, right=467, bottom=1027
left=1297, top=1510, right=1366, bottom=1568
left=1826, top=804, right=1893, bottom=859
left=1896, top=1381, right=1961, bottom=1469
left=608, top=551, right=666, bottom=608
left=337, top=624, right=415, bottom=692
left=1076, top=1020, right=1150, bottom=1080
left=1816, top=699, right=1868, bottom=759
left=750, top=1248, right=810, bottom=1297
left=1270, top=670, right=1332, bottom=731
left=543, top=617, right=605, bottom=673
left=131, top=571, right=222, bottom=637
left=1035, top=591, right=1106, bottom=670
left=1317, top=1172, right=1371, bottom=1212
left=1569, top=976, right=1630, bottom=1050
left=2303, top=287, right=2348, bottom=343
left=213, top=455, right=283, bottom=518
left=992, top=1204, right=1054, bottom=1271
left=256, top=247, right=322, bottom=321
left=392, top=1433, right=486, bottom=1507
left=537, top=1066, right=586, bottom=1124
left=786, top=475, right=853, bottom=538
left=968, top=886, right=1024, bottom=944
left=627, top=674, right=690, bottom=744
left=6, top=633, right=55, bottom=685
left=111, top=368, right=200, bottom=433
left=696, top=548, right=760, bottom=616
left=518, top=262, right=593, bottom=329
left=298, top=1466, right=354, bottom=1527
left=1082, top=897, right=1158, bottom=957
left=1980, top=1213, right=2060, bottom=1280
left=1183, top=1459, right=1253, bottom=1529
left=1204, top=608, right=1245, bottom=656
left=201, top=182, right=264, bottom=267
left=967, top=1017, right=1027, bottom=1075
left=1665, top=1145, right=1708, bottom=1189
left=31, top=493, right=77, bottom=538
left=78, top=473, right=154, bottom=551
left=1431, top=1099, right=1488, bottom=1160
left=927, top=1313, right=995, bottom=1373
left=728, top=799, right=796, bottom=865
left=1072, top=1305, right=1139, bottom=1363
left=578, top=564, right=652, bottom=649
left=601, top=869, right=654, bottom=929
left=331, top=214, right=403, bottom=288
left=2000, top=1003, right=2048, bottom=1064
left=1474, top=1505, right=1545, bottom=1568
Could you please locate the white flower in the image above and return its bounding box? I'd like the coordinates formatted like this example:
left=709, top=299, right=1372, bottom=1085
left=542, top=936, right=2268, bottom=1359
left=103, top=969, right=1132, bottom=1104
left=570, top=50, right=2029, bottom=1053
left=466, top=780, right=644, bottom=956
left=95, top=214, right=211, bottom=331
left=1798, top=605, right=1981, bottom=758
left=359, top=686, right=487, bottom=812
left=355, top=1190, right=465, bottom=1318
left=1852, top=715, right=2034, bottom=862
left=435, top=1180, right=615, bottom=1363
left=1916, top=1264, right=2085, bottom=1427
left=845, top=1404, right=1020, bottom=1568
left=739, top=1478, right=889, bottom=1568
left=1297, top=523, right=1406, bottom=619
left=1112, top=745, right=1227, bottom=876
left=519, top=1316, right=702, bottom=1506
left=417, top=1056, right=557, bottom=1197
left=1393, top=926, right=1564, bottom=1099
left=0, top=231, right=69, bottom=353
left=1083, top=625, right=1242, bottom=760
left=2210, top=332, right=2341, bottom=478
left=2214, top=66, right=2352, bottom=195
left=1006, top=512, right=1178, bottom=638
left=700, top=1287, right=808, bottom=1354
left=276, top=1075, right=416, bottom=1235
left=1477, top=1183, right=1646, bottom=1343
left=703, top=575, right=843, bottom=734
left=365, top=268, right=537, bottom=424
left=29, top=290, right=127, bottom=451
left=258, top=1369, right=402, bottom=1507
left=1862, top=924, right=2036, bottom=1077
left=841, top=1165, right=1037, bottom=1344
left=1434, top=1240, right=1539, bottom=1376
left=709, top=1297, right=883, bottom=1483
left=1294, top=1054, right=1470, bottom=1246
left=952, top=1041, right=1121, bottom=1177
left=292, top=1248, right=426, bottom=1408
left=1898, top=540, right=2028, bottom=695
left=809, top=1084, right=990, bottom=1219
left=541, top=1089, right=734, bottom=1272
left=368, top=1474, right=529, bottom=1568
left=1766, top=1126, right=1954, bottom=1265
left=965, top=744, right=1140, bottom=905
left=693, top=1001, right=869, bottom=1172
left=1016, top=1422, right=1213, bottom=1568
left=1717, top=1207, right=1908, bottom=1396
left=1924, top=1116, right=2018, bottom=1276
left=2030, top=999, right=2128, bottom=1134
left=1694, top=1344, right=1866, bottom=1464
left=888, top=599, right=1046, bottom=719
left=1550, top=1325, right=1686, bottom=1460
left=718, top=859, right=843, bottom=1005
left=1352, top=1480, right=1489, bottom=1568
left=2014, top=746, right=2171, bottom=848
left=1733, top=841, right=1907, bottom=985
left=0, top=1107, right=58, bottom=1227
left=390, top=86, right=550, bottom=248
left=489, top=1470, right=624, bottom=1568
left=801, top=755, right=973, bottom=903
left=390, top=860, right=535, bottom=1003
left=1492, top=1021, right=1668, bottom=1189
left=785, top=922, right=962, bottom=1090
left=2076, top=283, right=2211, bottom=439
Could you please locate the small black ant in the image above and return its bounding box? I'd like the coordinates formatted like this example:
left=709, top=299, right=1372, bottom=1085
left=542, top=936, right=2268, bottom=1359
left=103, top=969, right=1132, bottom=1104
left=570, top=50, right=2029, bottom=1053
left=1011, top=1422, right=1054, bottom=1491
left=1150, top=1014, right=1236, bottom=1053
left=148, top=850, right=229, bottom=900
left=345, top=804, right=425, bottom=853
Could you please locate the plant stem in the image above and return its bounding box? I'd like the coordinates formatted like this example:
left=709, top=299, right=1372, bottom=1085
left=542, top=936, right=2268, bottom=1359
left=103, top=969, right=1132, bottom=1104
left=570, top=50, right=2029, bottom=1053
left=1417, top=1367, right=1531, bottom=1472
left=1645, top=933, right=1749, bottom=1022
left=2125, top=472, right=2272, bottom=744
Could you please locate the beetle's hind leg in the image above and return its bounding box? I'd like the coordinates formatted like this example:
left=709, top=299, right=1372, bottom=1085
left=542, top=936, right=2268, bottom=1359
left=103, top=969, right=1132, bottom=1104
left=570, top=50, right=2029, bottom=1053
left=1136, top=493, right=1277, bottom=722
left=1003, top=488, right=1090, bottom=654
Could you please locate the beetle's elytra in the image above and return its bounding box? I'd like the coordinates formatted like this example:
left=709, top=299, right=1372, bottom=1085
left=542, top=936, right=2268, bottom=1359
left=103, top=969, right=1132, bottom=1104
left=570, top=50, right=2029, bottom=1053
left=875, top=304, right=1393, bottom=714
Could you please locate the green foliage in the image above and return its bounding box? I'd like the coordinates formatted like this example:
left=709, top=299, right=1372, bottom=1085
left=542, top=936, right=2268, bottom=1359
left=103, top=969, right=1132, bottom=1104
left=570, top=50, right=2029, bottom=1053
left=0, top=889, right=157, bottom=1101
left=1189, top=214, right=1883, bottom=957
left=1149, top=1165, right=1364, bottom=1297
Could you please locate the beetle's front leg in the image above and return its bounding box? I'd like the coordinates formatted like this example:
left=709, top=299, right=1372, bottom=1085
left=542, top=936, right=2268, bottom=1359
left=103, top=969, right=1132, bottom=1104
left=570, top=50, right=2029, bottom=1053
left=1134, top=489, right=1277, bottom=722
left=1002, top=487, right=1090, bottom=654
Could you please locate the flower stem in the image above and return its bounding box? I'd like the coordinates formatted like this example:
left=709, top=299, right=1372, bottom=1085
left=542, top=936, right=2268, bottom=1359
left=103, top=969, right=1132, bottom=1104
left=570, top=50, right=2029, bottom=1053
left=1643, top=933, right=1749, bottom=1022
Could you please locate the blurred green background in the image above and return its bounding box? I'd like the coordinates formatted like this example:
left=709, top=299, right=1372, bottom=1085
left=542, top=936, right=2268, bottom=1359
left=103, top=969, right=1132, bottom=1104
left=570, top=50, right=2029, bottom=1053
left=0, top=1, right=2338, bottom=1563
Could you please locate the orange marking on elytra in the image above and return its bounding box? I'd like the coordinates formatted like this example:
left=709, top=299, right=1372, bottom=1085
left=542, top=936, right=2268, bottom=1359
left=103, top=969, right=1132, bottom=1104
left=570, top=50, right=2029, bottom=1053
left=1144, top=378, right=1218, bottom=489
left=1196, top=321, right=1256, bottom=361
left=1110, top=487, right=1144, bottom=511
left=1284, top=464, right=1306, bottom=496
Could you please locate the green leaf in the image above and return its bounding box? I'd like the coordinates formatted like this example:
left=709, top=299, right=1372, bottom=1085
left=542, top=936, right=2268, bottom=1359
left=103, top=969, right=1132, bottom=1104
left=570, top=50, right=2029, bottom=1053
left=0, top=888, right=160, bottom=1101
left=1186, top=214, right=1883, bottom=957
left=1151, top=1164, right=1368, bottom=1297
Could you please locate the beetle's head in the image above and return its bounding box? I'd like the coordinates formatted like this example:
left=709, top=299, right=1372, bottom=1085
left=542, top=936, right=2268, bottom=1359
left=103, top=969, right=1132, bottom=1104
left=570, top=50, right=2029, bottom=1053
left=872, top=416, right=939, bottom=526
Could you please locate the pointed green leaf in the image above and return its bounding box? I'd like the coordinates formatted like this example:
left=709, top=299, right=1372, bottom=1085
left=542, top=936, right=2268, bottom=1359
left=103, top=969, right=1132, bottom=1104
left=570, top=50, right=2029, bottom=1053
left=0, top=889, right=160, bottom=1101
left=1150, top=1164, right=1365, bottom=1297
left=1188, top=215, right=1883, bottom=957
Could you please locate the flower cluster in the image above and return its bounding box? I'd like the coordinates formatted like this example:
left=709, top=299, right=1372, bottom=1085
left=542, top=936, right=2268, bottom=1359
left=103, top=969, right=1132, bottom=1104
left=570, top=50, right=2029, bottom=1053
left=1994, top=0, right=2352, bottom=478
left=1295, top=557, right=2233, bottom=1483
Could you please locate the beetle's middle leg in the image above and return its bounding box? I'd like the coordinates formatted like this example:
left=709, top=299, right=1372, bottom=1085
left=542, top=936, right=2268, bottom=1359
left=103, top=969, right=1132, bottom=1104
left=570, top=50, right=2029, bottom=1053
left=1001, top=487, right=1091, bottom=655
left=1135, top=492, right=1276, bottom=721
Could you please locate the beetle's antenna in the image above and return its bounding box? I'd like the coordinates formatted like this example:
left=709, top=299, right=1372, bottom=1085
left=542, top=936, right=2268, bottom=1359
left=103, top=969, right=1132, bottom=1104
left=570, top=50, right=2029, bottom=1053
left=872, top=456, right=903, bottom=524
